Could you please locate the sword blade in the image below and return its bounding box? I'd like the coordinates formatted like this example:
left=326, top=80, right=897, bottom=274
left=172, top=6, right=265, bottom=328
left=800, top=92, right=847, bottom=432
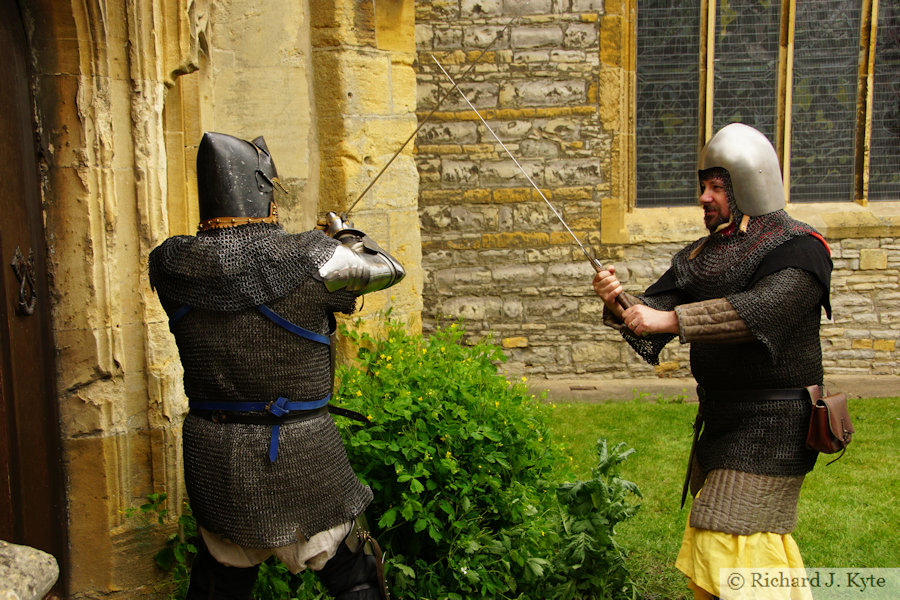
left=431, top=55, right=602, bottom=273
left=344, top=18, right=518, bottom=218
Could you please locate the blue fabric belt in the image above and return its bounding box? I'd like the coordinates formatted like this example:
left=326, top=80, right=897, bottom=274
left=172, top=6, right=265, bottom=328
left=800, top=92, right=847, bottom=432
left=255, top=304, right=330, bottom=345
left=190, top=395, right=332, bottom=463
left=172, top=303, right=334, bottom=463
left=168, top=304, right=193, bottom=331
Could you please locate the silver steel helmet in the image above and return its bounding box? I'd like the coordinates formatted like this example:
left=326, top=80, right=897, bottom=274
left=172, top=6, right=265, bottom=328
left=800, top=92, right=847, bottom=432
left=698, top=123, right=784, bottom=217
left=196, top=132, right=281, bottom=223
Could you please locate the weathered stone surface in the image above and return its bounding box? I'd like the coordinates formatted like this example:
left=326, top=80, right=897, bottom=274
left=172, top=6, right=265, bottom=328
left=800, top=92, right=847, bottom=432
left=0, top=541, right=59, bottom=600
left=860, top=248, right=888, bottom=270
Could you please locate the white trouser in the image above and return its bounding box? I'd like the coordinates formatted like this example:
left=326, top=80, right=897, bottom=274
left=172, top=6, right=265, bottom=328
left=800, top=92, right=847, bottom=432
left=200, top=520, right=353, bottom=574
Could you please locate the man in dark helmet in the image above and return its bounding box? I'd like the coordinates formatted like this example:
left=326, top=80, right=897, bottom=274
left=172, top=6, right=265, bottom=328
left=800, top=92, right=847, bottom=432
left=149, top=132, right=403, bottom=600
left=592, top=123, right=833, bottom=600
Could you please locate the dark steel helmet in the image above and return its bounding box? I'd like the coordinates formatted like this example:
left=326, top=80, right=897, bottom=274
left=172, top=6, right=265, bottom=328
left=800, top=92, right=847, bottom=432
left=196, top=132, right=282, bottom=224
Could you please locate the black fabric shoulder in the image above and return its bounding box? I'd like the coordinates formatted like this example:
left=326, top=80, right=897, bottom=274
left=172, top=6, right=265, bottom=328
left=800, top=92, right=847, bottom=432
left=748, top=235, right=833, bottom=318
left=645, top=267, right=682, bottom=297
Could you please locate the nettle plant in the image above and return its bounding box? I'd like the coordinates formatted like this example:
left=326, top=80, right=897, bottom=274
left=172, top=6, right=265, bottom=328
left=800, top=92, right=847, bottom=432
left=330, top=317, right=641, bottom=600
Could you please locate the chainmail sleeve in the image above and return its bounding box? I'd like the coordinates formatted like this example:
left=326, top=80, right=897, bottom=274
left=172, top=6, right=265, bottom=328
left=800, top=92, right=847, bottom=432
left=726, top=268, right=827, bottom=363
left=603, top=289, right=687, bottom=365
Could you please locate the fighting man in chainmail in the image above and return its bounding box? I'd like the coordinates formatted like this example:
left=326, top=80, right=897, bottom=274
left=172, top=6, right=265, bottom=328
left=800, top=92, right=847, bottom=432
left=593, top=123, right=832, bottom=600
left=149, top=132, right=404, bottom=600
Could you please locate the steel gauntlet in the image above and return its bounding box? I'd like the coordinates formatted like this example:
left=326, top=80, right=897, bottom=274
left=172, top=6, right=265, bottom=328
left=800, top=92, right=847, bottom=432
left=316, top=213, right=405, bottom=294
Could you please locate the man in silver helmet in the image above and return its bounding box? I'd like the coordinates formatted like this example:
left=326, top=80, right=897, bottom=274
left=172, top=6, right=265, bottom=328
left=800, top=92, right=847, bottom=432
left=149, top=132, right=403, bottom=600
left=593, top=123, right=832, bottom=600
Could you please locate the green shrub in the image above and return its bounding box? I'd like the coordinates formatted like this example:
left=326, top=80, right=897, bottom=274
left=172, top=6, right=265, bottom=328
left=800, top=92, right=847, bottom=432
left=333, top=318, right=641, bottom=600
left=147, top=497, right=196, bottom=599
left=547, top=440, right=641, bottom=600
left=333, top=319, right=561, bottom=599
left=149, top=317, right=641, bottom=599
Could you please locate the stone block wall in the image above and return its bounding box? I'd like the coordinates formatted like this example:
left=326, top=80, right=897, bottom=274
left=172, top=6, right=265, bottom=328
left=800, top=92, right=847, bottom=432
left=825, top=237, right=900, bottom=374
left=415, top=3, right=620, bottom=375
left=414, top=2, right=900, bottom=380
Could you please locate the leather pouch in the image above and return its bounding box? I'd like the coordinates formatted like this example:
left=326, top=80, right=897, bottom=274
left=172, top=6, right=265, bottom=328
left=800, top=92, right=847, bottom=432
left=805, top=385, right=854, bottom=462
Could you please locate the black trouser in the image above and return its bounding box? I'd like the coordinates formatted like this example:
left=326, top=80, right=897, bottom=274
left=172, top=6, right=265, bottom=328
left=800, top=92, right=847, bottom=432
left=185, top=525, right=387, bottom=600
left=185, top=541, right=259, bottom=600
left=315, top=524, right=387, bottom=600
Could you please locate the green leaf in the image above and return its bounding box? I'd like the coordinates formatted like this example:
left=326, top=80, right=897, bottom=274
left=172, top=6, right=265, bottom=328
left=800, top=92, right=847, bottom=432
left=378, top=508, right=397, bottom=529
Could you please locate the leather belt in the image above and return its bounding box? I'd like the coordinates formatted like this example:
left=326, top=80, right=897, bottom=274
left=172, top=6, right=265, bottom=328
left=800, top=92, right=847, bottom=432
left=189, top=406, right=328, bottom=425
left=697, top=386, right=815, bottom=403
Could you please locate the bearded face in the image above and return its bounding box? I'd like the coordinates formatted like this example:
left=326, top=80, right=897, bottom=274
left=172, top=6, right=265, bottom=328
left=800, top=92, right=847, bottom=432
left=699, top=175, right=732, bottom=233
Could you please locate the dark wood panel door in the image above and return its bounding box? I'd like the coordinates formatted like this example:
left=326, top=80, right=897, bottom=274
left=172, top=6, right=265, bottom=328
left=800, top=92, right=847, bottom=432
left=0, top=0, right=68, bottom=580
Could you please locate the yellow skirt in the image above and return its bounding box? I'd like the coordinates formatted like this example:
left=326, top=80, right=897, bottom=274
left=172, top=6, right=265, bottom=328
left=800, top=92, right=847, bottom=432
left=675, top=521, right=813, bottom=600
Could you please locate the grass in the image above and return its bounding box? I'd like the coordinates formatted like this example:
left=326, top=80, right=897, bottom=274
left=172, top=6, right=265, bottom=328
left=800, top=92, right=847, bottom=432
left=546, top=394, right=899, bottom=600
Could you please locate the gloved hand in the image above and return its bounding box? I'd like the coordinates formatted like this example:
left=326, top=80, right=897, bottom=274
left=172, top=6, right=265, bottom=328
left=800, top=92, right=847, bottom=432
left=316, top=212, right=356, bottom=239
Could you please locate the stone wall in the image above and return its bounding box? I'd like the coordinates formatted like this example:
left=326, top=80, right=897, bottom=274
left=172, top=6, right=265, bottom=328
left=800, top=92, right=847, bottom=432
left=415, top=1, right=620, bottom=374
left=825, top=236, right=900, bottom=375
left=22, top=0, right=421, bottom=597
left=26, top=0, right=201, bottom=594
left=414, top=1, right=900, bottom=379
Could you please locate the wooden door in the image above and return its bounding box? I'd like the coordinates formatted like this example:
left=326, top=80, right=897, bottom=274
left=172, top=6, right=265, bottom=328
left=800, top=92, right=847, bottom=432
left=0, top=0, right=68, bottom=582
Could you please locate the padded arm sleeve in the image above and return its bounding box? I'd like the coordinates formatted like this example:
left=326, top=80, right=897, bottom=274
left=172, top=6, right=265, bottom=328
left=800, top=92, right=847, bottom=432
left=674, top=297, right=756, bottom=344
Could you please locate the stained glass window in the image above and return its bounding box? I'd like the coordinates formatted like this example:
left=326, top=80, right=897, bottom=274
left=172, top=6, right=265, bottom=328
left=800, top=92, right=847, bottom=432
left=712, top=0, right=780, bottom=141
left=790, top=1, right=861, bottom=202
left=869, top=1, right=900, bottom=201
left=636, top=0, right=702, bottom=206
left=636, top=0, right=895, bottom=206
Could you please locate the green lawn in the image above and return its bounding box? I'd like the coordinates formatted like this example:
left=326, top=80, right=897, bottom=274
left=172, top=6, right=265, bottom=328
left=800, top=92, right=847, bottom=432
left=546, top=395, right=899, bottom=600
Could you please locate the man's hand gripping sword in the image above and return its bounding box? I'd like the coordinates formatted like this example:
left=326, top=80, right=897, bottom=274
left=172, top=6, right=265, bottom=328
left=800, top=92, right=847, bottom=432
left=431, top=55, right=633, bottom=310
